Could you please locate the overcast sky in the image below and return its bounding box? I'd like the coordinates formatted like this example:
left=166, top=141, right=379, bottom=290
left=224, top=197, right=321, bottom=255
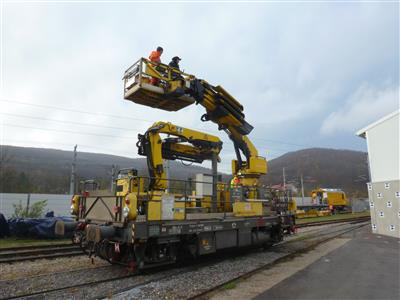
left=0, top=0, right=399, bottom=173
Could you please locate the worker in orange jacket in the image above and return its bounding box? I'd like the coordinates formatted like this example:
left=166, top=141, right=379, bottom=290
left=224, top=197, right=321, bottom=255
left=230, top=175, right=240, bottom=188
left=148, top=46, right=163, bottom=85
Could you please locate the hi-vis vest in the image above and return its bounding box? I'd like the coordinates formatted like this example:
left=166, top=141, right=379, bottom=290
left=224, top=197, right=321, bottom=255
left=230, top=176, right=240, bottom=187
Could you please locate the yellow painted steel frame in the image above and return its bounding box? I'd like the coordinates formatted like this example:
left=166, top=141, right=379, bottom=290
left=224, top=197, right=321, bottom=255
left=143, top=121, right=222, bottom=191
left=233, top=201, right=263, bottom=217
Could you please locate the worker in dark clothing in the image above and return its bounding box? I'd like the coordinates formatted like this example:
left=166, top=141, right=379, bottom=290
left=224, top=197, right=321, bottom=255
left=168, top=56, right=181, bottom=70
left=168, top=56, right=182, bottom=80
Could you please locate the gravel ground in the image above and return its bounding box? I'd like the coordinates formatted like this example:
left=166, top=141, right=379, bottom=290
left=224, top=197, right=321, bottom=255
left=0, top=264, right=126, bottom=298
left=0, top=255, right=108, bottom=281
left=0, top=222, right=364, bottom=300
left=111, top=222, right=366, bottom=300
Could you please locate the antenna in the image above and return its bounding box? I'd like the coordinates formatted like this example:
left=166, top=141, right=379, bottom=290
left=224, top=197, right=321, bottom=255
left=69, top=145, right=77, bottom=195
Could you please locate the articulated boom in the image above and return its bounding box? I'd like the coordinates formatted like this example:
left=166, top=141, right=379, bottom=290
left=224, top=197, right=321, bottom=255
left=136, top=121, right=223, bottom=191
left=123, top=58, right=267, bottom=184
left=56, top=57, right=295, bottom=271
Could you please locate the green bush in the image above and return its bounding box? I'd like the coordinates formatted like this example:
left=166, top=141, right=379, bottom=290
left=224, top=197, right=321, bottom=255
left=12, top=199, right=48, bottom=218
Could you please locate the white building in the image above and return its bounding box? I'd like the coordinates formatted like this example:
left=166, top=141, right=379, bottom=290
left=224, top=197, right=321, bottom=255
left=356, top=110, right=400, bottom=238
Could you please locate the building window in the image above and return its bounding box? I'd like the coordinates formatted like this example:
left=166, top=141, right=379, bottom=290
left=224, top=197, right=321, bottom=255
left=372, top=224, right=377, bottom=230
left=387, top=201, right=392, bottom=208
left=384, top=183, right=390, bottom=189
left=379, top=211, right=384, bottom=217
left=377, top=192, right=383, bottom=198
left=389, top=225, right=395, bottom=232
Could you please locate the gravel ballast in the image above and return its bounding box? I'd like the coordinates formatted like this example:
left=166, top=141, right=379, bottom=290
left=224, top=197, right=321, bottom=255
left=0, top=222, right=366, bottom=299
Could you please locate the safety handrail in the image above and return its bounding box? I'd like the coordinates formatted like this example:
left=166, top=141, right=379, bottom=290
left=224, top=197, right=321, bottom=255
left=123, top=57, right=194, bottom=83
left=77, top=175, right=290, bottom=222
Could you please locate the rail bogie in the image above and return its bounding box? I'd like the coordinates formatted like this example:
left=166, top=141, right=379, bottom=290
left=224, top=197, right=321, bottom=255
left=83, top=215, right=292, bottom=270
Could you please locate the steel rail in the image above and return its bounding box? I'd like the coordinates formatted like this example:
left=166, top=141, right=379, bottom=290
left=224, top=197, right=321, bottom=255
left=296, top=215, right=371, bottom=228
left=3, top=221, right=369, bottom=299
left=0, top=244, right=83, bottom=264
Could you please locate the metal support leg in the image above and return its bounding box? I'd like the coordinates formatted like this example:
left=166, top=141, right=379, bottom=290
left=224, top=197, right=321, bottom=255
left=212, top=153, right=218, bottom=213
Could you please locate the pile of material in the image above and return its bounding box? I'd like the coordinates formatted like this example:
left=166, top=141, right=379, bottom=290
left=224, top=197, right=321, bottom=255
left=1, top=214, right=74, bottom=239
left=0, top=213, right=10, bottom=238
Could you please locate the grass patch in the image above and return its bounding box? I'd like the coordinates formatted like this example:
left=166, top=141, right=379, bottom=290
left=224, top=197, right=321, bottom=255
left=223, top=281, right=237, bottom=290
left=0, top=237, right=71, bottom=249
left=296, top=211, right=370, bottom=224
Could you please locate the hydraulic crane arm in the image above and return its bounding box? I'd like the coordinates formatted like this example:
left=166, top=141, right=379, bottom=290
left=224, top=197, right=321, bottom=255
left=136, top=121, right=223, bottom=191
left=187, top=79, right=266, bottom=181
left=124, top=58, right=266, bottom=184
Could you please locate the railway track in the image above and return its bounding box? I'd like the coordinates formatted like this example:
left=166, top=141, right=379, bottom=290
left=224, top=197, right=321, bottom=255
left=296, top=215, right=371, bottom=228
left=1, top=219, right=370, bottom=299
left=1, top=251, right=233, bottom=299
left=0, top=216, right=369, bottom=265
left=0, top=244, right=83, bottom=263
left=188, top=221, right=370, bottom=300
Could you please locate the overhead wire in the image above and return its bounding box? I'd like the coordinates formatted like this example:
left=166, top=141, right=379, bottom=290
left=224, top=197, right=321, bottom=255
left=2, top=123, right=137, bottom=139
left=1, top=138, right=135, bottom=157
left=0, top=112, right=272, bottom=151
left=1, top=99, right=307, bottom=173
left=2, top=122, right=296, bottom=157
left=1, top=98, right=312, bottom=148
left=0, top=112, right=137, bottom=131
left=0, top=98, right=152, bottom=122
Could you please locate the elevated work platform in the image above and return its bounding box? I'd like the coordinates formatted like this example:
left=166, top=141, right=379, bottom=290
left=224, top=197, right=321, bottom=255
left=123, top=58, right=195, bottom=111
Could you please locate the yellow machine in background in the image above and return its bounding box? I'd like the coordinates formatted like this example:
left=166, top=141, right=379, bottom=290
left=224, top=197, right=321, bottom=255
left=311, top=188, right=348, bottom=211
left=294, top=189, right=348, bottom=218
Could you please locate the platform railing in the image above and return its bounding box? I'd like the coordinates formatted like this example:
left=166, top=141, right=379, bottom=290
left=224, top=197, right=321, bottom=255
left=123, top=57, right=195, bottom=91
left=77, top=175, right=291, bottom=223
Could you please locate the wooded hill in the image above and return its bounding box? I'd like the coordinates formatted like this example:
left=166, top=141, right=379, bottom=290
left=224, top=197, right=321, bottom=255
left=260, top=148, right=369, bottom=197
left=0, top=145, right=369, bottom=197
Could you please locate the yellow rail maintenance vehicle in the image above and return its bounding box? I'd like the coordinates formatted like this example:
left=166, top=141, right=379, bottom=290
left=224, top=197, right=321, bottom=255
left=311, top=188, right=349, bottom=212
left=58, top=58, right=295, bottom=271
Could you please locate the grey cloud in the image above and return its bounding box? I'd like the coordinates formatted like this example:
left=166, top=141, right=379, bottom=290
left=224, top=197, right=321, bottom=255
left=1, top=2, right=398, bottom=162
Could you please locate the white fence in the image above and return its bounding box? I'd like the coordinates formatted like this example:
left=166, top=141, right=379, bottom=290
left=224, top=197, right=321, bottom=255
left=294, top=197, right=313, bottom=206
left=0, top=193, right=370, bottom=219
left=349, top=198, right=369, bottom=212
left=0, top=193, right=72, bottom=218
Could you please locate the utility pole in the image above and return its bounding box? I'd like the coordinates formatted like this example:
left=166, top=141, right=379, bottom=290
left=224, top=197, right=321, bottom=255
left=110, top=164, right=116, bottom=192
left=211, top=152, right=218, bottom=213
left=25, top=193, right=31, bottom=216
left=165, top=134, right=171, bottom=193
left=300, top=173, right=305, bottom=202
left=69, top=145, right=77, bottom=195
left=283, top=167, right=286, bottom=189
